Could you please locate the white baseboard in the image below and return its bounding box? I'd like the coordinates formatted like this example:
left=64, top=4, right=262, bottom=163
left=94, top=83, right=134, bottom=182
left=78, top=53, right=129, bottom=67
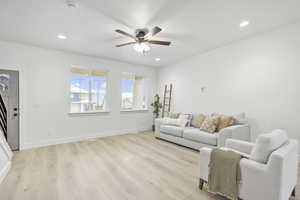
left=0, top=161, right=11, bottom=184
left=22, top=127, right=151, bottom=150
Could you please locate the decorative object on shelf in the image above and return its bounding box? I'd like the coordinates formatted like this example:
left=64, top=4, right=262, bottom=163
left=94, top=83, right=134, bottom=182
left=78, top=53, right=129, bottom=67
left=150, top=94, right=163, bottom=131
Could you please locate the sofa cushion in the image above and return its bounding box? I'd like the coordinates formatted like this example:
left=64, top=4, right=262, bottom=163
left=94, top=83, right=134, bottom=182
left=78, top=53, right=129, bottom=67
left=183, top=128, right=217, bottom=146
left=250, top=129, right=288, bottom=164
left=200, top=115, right=219, bottom=133
left=160, top=125, right=184, bottom=137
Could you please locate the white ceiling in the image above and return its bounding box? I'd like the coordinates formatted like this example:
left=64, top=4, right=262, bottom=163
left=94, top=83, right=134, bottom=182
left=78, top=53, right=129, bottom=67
left=0, top=0, right=300, bottom=67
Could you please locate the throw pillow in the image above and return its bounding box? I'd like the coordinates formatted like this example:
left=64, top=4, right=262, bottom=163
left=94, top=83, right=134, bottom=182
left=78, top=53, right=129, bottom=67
left=250, top=130, right=288, bottom=164
left=196, top=114, right=206, bottom=128
left=213, top=114, right=236, bottom=132
left=179, top=113, right=193, bottom=126
left=200, top=115, right=220, bottom=133
left=168, top=112, right=180, bottom=119
left=162, top=118, right=188, bottom=127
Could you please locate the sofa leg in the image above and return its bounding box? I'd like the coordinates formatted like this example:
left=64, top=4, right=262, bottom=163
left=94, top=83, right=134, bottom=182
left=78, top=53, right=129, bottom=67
left=198, top=179, right=204, bottom=190
left=292, top=188, right=296, bottom=197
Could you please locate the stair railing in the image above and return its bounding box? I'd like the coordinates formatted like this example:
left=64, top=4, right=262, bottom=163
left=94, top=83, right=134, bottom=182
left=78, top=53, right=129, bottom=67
left=0, top=93, right=7, bottom=140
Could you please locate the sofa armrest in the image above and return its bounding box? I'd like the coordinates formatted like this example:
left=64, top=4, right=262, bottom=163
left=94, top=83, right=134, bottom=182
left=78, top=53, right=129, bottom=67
left=225, top=139, right=255, bottom=155
left=217, top=124, right=251, bottom=147
left=154, top=118, right=164, bottom=137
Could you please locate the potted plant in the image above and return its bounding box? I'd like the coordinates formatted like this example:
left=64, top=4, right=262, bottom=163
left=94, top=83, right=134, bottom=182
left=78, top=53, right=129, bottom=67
left=150, top=94, right=163, bottom=131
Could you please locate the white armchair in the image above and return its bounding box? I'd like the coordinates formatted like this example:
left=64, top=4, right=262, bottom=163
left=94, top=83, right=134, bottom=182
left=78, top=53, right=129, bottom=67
left=199, top=132, right=298, bottom=200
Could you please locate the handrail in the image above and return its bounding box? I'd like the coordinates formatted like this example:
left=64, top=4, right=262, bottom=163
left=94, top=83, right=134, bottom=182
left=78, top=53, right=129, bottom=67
left=0, top=93, right=7, bottom=140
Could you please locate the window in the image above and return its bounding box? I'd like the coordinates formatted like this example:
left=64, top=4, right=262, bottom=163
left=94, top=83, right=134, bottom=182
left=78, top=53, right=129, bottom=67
left=121, top=73, right=147, bottom=110
left=70, top=68, right=107, bottom=113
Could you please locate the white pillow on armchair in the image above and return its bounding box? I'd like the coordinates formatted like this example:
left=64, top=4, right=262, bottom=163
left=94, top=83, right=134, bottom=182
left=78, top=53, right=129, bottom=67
left=250, top=129, right=288, bottom=163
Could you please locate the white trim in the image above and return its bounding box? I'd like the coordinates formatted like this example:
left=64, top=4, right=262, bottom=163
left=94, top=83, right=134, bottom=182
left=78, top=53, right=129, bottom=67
left=0, top=161, right=11, bottom=184
left=139, top=126, right=152, bottom=132
left=22, top=127, right=151, bottom=150
left=120, top=109, right=149, bottom=112
left=68, top=110, right=110, bottom=116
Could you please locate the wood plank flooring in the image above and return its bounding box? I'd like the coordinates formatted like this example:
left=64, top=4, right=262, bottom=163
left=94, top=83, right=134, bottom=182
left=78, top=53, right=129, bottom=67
left=0, top=131, right=298, bottom=200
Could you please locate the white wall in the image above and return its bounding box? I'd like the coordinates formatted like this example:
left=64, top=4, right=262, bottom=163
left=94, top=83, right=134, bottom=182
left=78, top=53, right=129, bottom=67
left=0, top=40, right=157, bottom=149
left=158, top=22, right=300, bottom=142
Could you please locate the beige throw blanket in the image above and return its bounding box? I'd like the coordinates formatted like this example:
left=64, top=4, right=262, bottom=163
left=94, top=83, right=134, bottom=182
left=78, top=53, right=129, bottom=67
left=208, top=149, right=242, bottom=200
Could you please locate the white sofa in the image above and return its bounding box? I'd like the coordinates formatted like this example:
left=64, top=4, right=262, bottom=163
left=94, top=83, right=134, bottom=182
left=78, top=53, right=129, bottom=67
left=0, top=129, right=13, bottom=184
left=155, top=113, right=251, bottom=150
left=199, top=130, right=298, bottom=200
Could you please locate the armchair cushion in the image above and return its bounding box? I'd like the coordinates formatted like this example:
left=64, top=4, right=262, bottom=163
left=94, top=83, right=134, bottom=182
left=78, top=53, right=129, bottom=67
left=250, top=130, right=288, bottom=164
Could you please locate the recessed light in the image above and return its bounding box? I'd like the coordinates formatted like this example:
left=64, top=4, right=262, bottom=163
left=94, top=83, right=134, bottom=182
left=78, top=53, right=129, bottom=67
left=240, top=21, right=249, bottom=28
left=57, top=34, right=67, bottom=40
left=155, top=58, right=161, bottom=62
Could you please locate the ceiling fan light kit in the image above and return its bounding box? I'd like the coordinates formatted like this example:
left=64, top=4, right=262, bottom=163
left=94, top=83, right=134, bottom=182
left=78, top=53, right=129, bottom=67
left=115, top=26, right=171, bottom=54
left=133, top=43, right=150, bottom=53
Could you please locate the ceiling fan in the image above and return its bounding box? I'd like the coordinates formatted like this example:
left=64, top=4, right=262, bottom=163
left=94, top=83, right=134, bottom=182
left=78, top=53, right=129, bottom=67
left=115, top=26, right=171, bottom=53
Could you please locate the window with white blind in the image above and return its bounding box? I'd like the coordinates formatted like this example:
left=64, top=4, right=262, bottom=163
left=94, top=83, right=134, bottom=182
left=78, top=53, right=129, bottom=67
left=121, top=73, right=147, bottom=110
left=70, top=68, right=108, bottom=113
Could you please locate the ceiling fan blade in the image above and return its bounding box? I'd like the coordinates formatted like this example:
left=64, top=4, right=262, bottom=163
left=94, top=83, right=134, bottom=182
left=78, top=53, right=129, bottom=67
left=148, top=40, right=171, bottom=46
left=115, top=29, right=136, bottom=40
left=116, top=42, right=137, bottom=47
left=145, top=26, right=162, bottom=39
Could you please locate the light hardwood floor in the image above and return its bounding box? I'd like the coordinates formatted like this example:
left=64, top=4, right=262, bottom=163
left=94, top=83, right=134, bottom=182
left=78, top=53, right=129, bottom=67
left=0, top=131, right=298, bottom=200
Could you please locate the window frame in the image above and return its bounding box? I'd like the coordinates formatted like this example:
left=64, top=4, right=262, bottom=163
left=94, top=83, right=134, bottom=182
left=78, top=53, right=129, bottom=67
left=120, top=72, right=148, bottom=112
left=69, top=67, right=109, bottom=115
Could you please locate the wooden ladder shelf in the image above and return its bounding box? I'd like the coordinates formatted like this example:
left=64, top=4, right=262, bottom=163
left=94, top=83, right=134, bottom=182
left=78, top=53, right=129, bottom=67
left=162, top=84, right=172, bottom=118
